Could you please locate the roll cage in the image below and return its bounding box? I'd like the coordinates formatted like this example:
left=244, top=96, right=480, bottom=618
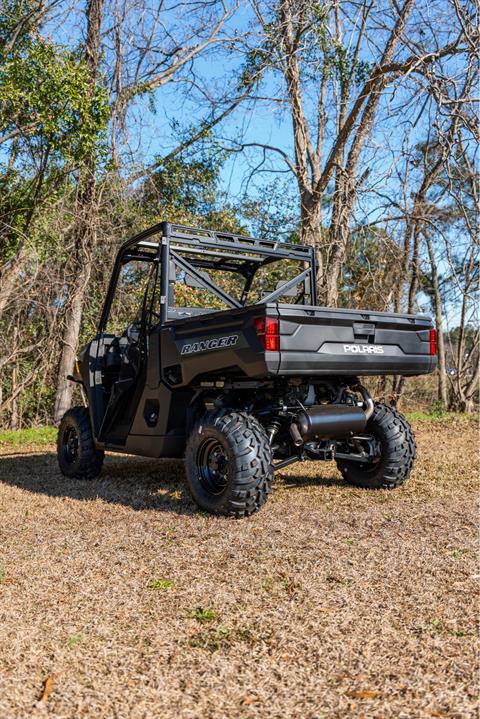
left=98, top=221, right=318, bottom=332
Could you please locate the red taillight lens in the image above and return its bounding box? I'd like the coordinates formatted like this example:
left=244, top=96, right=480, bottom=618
left=255, top=317, right=279, bottom=352
left=429, top=328, right=437, bottom=355
left=265, top=327, right=279, bottom=351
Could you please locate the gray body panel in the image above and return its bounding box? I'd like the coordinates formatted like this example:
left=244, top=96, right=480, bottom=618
left=276, top=304, right=435, bottom=376
left=158, top=303, right=436, bottom=386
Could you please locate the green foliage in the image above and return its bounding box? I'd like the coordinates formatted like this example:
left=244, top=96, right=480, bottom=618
left=239, top=180, right=298, bottom=242
left=239, top=2, right=372, bottom=91
left=149, top=154, right=218, bottom=215
left=140, top=140, right=236, bottom=228
left=0, top=170, right=73, bottom=263
left=0, top=12, right=109, bottom=264
left=0, top=0, right=36, bottom=51
left=0, top=171, right=33, bottom=260
left=0, top=37, right=109, bottom=165
left=238, top=44, right=270, bottom=91
left=136, top=141, right=245, bottom=259
left=329, top=44, right=372, bottom=85
left=405, top=410, right=477, bottom=425
left=66, top=632, right=86, bottom=648
left=0, top=426, right=57, bottom=446
left=148, top=579, right=174, bottom=590
left=445, top=325, right=477, bottom=350
left=192, top=607, right=217, bottom=623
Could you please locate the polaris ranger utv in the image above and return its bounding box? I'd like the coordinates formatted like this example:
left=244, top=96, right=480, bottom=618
left=57, top=222, right=437, bottom=517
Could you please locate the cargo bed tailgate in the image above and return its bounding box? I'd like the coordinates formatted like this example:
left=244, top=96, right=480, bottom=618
left=273, top=304, right=436, bottom=376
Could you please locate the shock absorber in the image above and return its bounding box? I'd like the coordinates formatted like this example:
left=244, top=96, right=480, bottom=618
left=266, top=418, right=282, bottom=445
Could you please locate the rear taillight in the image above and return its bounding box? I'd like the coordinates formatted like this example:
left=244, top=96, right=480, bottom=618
left=429, top=328, right=438, bottom=355
left=255, top=317, right=279, bottom=352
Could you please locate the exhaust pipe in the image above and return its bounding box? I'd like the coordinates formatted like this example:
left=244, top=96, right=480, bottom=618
left=352, top=383, right=374, bottom=420
left=290, top=405, right=367, bottom=445
left=289, top=387, right=374, bottom=446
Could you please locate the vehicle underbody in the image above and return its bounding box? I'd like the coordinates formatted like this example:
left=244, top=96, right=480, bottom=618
left=192, top=377, right=376, bottom=470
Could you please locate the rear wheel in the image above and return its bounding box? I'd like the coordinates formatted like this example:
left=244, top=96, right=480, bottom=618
left=185, top=411, right=272, bottom=517
left=336, top=402, right=416, bottom=489
left=57, top=406, right=104, bottom=479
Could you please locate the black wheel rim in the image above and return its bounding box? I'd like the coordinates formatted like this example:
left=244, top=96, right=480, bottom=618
left=197, top=438, right=229, bottom=495
left=62, top=425, right=79, bottom=465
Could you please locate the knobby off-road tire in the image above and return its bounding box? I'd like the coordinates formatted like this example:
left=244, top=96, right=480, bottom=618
left=185, top=411, right=273, bottom=517
left=57, top=406, right=104, bottom=480
left=336, top=402, right=416, bottom=489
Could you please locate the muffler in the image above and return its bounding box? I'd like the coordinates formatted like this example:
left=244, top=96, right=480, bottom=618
left=289, top=404, right=367, bottom=446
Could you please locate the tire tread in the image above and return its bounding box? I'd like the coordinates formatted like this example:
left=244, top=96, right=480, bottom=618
left=185, top=411, right=272, bottom=517
left=337, top=402, right=416, bottom=489
left=57, top=406, right=104, bottom=480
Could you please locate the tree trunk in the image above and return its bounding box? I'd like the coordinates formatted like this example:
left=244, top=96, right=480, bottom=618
left=0, top=245, right=27, bottom=317
left=299, top=195, right=324, bottom=299
left=407, top=223, right=421, bottom=312
left=392, top=220, right=422, bottom=406
left=10, top=327, right=18, bottom=430
left=53, top=259, right=93, bottom=422
left=53, top=0, right=104, bottom=423
left=448, top=243, right=477, bottom=413
left=394, top=219, right=413, bottom=313
left=326, top=171, right=356, bottom=307
left=0, top=141, right=52, bottom=319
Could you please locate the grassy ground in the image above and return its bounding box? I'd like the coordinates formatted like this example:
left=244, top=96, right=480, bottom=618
left=0, top=426, right=57, bottom=447
left=0, top=415, right=478, bottom=718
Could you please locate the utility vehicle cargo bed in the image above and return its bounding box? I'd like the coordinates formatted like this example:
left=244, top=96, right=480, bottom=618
left=161, top=302, right=436, bottom=386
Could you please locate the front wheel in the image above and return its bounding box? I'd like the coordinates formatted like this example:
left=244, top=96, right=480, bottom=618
left=185, top=411, right=273, bottom=517
left=57, top=406, right=104, bottom=479
left=336, top=402, right=416, bottom=489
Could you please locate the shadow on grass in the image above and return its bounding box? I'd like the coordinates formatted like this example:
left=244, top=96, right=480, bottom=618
left=278, top=472, right=348, bottom=489
left=0, top=451, right=197, bottom=515
left=0, top=451, right=350, bottom=515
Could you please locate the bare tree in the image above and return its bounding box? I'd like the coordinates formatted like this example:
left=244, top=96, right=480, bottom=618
left=391, top=17, right=478, bottom=409
left=53, top=0, right=106, bottom=421
left=232, top=0, right=471, bottom=304
left=53, top=0, right=243, bottom=421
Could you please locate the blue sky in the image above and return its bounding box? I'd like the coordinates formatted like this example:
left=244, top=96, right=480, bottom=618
left=6, top=0, right=475, bottom=322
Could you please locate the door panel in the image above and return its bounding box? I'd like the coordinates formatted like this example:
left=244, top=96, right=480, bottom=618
left=93, top=258, right=160, bottom=444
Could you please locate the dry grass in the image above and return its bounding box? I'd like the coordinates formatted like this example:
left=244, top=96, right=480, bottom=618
left=0, top=416, right=478, bottom=718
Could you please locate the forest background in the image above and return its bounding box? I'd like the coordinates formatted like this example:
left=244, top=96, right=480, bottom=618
left=0, top=0, right=477, bottom=428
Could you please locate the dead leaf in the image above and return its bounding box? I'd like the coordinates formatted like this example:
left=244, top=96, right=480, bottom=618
left=38, top=674, right=56, bottom=703
left=347, top=690, right=379, bottom=700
